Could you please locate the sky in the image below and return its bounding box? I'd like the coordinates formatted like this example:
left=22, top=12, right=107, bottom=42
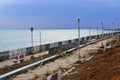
left=0, top=0, right=120, bottom=29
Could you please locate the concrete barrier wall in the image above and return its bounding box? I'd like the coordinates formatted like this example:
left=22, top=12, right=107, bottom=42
left=9, top=48, right=27, bottom=59
left=0, top=51, right=9, bottom=61
left=0, top=32, right=119, bottom=61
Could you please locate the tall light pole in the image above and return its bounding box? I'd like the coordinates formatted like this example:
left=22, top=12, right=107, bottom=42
left=107, top=27, right=110, bottom=35
left=118, top=24, right=119, bottom=33
left=97, top=27, right=98, bottom=39
left=118, top=24, right=119, bottom=29
left=30, top=27, right=34, bottom=47
left=89, top=27, right=91, bottom=40
left=39, top=31, right=41, bottom=52
left=118, top=24, right=120, bottom=34
left=101, top=22, right=104, bottom=38
left=112, top=23, right=114, bottom=36
left=118, top=24, right=120, bottom=36
left=39, top=31, right=41, bottom=46
left=78, top=17, right=81, bottom=59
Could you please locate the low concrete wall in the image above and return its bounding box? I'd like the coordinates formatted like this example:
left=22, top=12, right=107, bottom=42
left=0, top=32, right=119, bottom=61
left=0, top=51, right=9, bottom=61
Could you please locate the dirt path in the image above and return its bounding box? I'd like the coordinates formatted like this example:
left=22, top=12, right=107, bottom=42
left=9, top=39, right=110, bottom=80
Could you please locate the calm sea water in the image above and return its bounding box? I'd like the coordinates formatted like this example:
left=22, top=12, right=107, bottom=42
left=0, top=29, right=109, bottom=52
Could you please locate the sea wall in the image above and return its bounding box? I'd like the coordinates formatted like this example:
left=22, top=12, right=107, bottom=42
left=0, top=32, right=119, bottom=61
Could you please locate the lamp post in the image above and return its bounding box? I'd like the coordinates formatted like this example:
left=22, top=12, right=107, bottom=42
left=39, top=31, right=41, bottom=52
left=97, top=27, right=98, bottom=39
left=89, top=27, right=91, bottom=40
left=30, top=27, right=34, bottom=47
left=39, top=31, right=41, bottom=46
left=78, top=17, right=81, bottom=59
left=107, top=27, right=110, bottom=35
left=118, top=24, right=120, bottom=38
left=118, top=24, right=119, bottom=33
left=101, top=22, right=104, bottom=38
left=112, top=23, right=114, bottom=36
left=118, top=24, right=119, bottom=29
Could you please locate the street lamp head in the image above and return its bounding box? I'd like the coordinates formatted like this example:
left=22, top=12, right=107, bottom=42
left=78, top=16, right=80, bottom=19
left=78, top=17, right=80, bottom=22
left=30, top=27, right=34, bottom=32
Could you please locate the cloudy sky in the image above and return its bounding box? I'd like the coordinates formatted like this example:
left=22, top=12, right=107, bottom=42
left=0, top=0, right=120, bottom=29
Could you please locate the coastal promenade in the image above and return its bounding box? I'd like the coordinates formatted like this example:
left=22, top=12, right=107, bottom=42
left=0, top=31, right=119, bottom=79
left=9, top=35, right=116, bottom=80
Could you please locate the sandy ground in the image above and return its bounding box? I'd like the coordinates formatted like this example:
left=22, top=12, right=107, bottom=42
left=9, top=39, right=110, bottom=80
left=63, top=41, right=120, bottom=80
left=0, top=51, right=48, bottom=68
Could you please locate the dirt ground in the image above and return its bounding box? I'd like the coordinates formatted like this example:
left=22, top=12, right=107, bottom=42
left=9, top=38, right=111, bottom=80
left=0, top=51, right=49, bottom=75
left=0, top=51, right=48, bottom=69
left=62, top=42, right=120, bottom=80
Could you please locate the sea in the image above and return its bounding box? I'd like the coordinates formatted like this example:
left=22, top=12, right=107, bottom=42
left=0, top=29, right=110, bottom=52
